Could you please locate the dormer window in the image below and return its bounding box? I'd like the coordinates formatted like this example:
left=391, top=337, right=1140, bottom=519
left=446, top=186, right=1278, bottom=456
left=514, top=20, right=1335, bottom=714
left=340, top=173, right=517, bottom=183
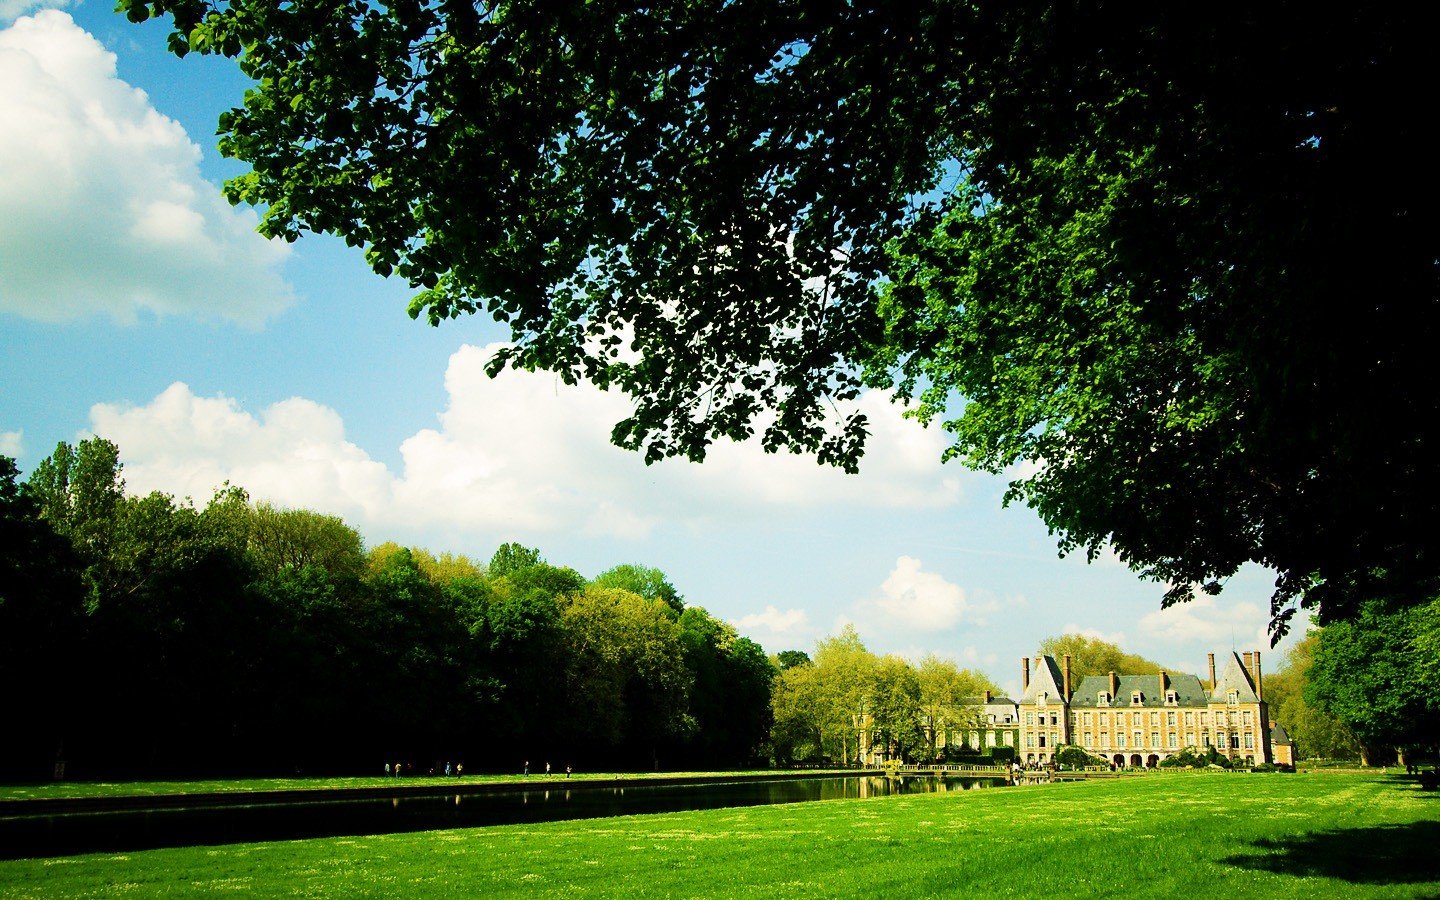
left=1227, top=690, right=1239, bottom=705
left=1036, top=691, right=1048, bottom=707
left=1132, top=691, right=1144, bottom=706
left=1165, top=690, right=1178, bottom=705
left=1098, top=692, right=1111, bottom=707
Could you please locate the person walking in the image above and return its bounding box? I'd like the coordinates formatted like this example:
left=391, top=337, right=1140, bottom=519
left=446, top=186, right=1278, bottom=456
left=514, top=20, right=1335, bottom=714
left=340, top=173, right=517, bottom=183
left=523, top=760, right=530, bottom=776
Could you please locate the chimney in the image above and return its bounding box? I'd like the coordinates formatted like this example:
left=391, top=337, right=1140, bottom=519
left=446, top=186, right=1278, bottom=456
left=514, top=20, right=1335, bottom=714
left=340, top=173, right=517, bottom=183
left=1254, top=651, right=1263, bottom=701
left=1208, top=653, right=1217, bottom=690
left=1108, top=670, right=1118, bottom=696
left=984, top=689, right=992, bottom=704
left=1063, top=654, right=1072, bottom=699
left=1023, top=657, right=1031, bottom=691
left=1243, top=651, right=1254, bottom=681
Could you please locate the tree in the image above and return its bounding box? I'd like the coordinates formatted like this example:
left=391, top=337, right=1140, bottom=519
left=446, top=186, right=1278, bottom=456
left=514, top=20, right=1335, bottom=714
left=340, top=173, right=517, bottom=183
left=1036, top=634, right=1172, bottom=682
left=915, top=654, right=996, bottom=762
left=559, top=585, right=692, bottom=765
left=249, top=503, right=366, bottom=580
left=487, top=543, right=544, bottom=579
left=119, top=1, right=1436, bottom=631
left=1307, top=599, right=1440, bottom=763
left=0, top=457, right=83, bottom=774
left=775, top=650, right=811, bottom=671
left=1262, top=632, right=1361, bottom=761
left=677, top=607, right=772, bottom=765
left=593, top=564, right=684, bottom=616
left=867, top=655, right=924, bottom=763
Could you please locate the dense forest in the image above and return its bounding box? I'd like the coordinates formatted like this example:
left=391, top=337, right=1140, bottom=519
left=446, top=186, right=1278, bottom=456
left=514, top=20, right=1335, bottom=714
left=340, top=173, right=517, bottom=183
left=0, top=438, right=773, bottom=778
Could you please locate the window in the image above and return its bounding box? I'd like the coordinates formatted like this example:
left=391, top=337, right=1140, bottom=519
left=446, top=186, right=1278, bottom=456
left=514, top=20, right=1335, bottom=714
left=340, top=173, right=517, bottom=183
left=1039, top=734, right=1047, bottom=748
left=1150, top=712, right=1159, bottom=727
left=1004, top=715, right=1013, bottom=724
left=1167, top=712, right=1177, bottom=727
left=1117, top=733, right=1126, bottom=748
left=1026, top=712, right=1035, bottom=725
left=1098, top=692, right=1110, bottom=707
left=1133, top=712, right=1143, bottom=726
left=1099, top=713, right=1109, bottom=726
left=1185, top=732, right=1194, bottom=747
left=1243, top=733, right=1254, bottom=750
left=1184, top=712, right=1194, bottom=726
left=1050, top=714, right=1059, bottom=726
left=1150, top=732, right=1160, bottom=749
left=1199, top=712, right=1207, bottom=726
left=1242, top=711, right=1253, bottom=726
left=988, top=714, right=996, bottom=723
left=1227, top=690, right=1239, bottom=705
left=1134, top=731, right=1143, bottom=748
left=1083, top=712, right=1093, bottom=726
left=1037, top=691, right=1048, bottom=706
left=1230, top=734, right=1240, bottom=750
left=1168, top=733, right=1178, bottom=749
left=987, top=732, right=997, bottom=747
left=1132, top=691, right=1144, bottom=706
left=1003, top=732, right=1013, bottom=746
left=1165, top=690, right=1178, bottom=705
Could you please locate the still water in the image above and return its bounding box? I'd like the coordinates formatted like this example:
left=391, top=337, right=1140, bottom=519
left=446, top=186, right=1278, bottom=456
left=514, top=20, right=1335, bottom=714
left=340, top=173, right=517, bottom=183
left=0, top=775, right=997, bottom=859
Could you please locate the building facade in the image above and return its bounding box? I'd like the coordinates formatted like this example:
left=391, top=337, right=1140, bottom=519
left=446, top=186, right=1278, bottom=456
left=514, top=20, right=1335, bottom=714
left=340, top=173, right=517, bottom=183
left=1018, top=650, right=1272, bottom=768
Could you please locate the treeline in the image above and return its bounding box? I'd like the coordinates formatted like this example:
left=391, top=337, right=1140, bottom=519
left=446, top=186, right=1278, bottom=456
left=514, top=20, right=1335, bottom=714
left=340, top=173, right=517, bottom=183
left=0, top=440, right=772, bottom=778
left=770, top=627, right=1000, bottom=766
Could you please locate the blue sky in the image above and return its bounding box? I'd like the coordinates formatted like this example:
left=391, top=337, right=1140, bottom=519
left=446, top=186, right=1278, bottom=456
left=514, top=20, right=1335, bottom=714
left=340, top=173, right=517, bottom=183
left=0, top=1, right=1299, bottom=695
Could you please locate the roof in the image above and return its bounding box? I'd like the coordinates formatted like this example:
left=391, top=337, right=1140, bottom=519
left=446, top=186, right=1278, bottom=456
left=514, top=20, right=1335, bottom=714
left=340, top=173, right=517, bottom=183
left=1270, top=721, right=1294, bottom=744
left=1021, top=655, right=1067, bottom=703
left=1068, top=672, right=1210, bottom=708
left=1212, top=652, right=1261, bottom=703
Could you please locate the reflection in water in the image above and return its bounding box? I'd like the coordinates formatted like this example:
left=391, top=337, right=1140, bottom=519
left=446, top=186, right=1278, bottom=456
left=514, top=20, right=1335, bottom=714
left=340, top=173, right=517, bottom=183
left=2, top=775, right=1001, bottom=861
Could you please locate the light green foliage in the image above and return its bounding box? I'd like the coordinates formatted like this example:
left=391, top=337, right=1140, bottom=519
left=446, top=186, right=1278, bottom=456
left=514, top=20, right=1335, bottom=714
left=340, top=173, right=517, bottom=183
left=916, top=654, right=997, bottom=761
left=560, top=585, right=692, bottom=753
left=593, top=563, right=684, bottom=615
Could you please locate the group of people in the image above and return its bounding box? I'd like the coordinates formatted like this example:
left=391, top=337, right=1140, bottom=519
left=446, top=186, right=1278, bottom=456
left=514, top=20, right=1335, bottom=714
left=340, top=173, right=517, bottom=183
left=382, top=761, right=464, bottom=777
left=522, top=760, right=573, bottom=778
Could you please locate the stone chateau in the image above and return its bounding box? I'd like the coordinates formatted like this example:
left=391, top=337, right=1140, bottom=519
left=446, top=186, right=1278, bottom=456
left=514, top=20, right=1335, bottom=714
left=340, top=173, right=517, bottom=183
left=1018, top=650, right=1272, bottom=768
left=860, top=650, right=1275, bottom=768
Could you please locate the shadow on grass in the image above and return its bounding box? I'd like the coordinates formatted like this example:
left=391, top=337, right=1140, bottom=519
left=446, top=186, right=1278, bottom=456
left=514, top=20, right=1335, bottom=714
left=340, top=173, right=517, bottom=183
left=1223, top=821, right=1440, bottom=885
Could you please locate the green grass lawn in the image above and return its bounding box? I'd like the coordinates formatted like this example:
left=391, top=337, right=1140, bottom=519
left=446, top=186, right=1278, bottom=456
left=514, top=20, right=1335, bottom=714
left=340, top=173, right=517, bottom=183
left=1, top=772, right=1436, bottom=898
left=0, top=770, right=827, bottom=803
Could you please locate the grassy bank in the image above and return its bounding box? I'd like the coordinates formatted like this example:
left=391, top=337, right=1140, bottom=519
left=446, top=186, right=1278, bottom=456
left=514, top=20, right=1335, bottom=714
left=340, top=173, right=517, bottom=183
left=1, top=772, right=1436, bottom=898
left=0, top=770, right=832, bottom=803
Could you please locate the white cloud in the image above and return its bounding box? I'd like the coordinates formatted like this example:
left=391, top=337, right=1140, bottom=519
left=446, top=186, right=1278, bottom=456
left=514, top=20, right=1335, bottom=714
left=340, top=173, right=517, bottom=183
left=1060, top=623, right=1129, bottom=646
left=0, top=0, right=65, bottom=24
left=84, top=343, right=967, bottom=543
left=866, top=556, right=969, bottom=630
left=731, top=605, right=812, bottom=651
left=0, top=11, right=293, bottom=324
left=1138, top=594, right=1270, bottom=649
left=0, top=429, right=22, bottom=457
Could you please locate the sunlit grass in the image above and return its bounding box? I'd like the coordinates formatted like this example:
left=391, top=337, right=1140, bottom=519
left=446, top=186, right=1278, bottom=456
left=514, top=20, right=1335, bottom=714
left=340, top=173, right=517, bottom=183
left=0, top=770, right=843, bottom=803
left=1, top=772, right=1436, bottom=898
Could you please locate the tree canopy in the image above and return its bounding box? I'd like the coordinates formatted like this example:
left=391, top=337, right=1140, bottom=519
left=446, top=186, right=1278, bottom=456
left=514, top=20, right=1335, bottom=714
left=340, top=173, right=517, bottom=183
left=1036, top=634, right=1172, bottom=682
left=117, top=1, right=1436, bottom=633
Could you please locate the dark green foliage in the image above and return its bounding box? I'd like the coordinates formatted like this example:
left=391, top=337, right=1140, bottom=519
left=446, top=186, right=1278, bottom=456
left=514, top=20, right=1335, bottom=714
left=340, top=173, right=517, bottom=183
left=1159, top=746, right=1230, bottom=769
left=1055, top=745, right=1104, bottom=769
left=1307, top=598, right=1440, bottom=759
left=116, top=0, right=1437, bottom=632
left=4, top=443, right=776, bottom=778
left=776, top=650, right=811, bottom=671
